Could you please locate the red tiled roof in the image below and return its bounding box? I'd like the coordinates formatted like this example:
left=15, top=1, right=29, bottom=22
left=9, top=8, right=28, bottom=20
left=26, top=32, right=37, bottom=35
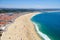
left=0, top=13, right=18, bottom=26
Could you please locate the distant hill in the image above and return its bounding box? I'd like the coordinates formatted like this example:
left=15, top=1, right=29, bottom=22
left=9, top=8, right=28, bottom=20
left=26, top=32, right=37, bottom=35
left=0, top=8, right=60, bottom=13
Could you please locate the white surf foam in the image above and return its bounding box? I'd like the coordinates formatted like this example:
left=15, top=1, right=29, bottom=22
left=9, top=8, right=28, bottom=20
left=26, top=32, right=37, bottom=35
left=30, top=12, right=51, bottom=40
left=32, top=22, right=51, bottom=40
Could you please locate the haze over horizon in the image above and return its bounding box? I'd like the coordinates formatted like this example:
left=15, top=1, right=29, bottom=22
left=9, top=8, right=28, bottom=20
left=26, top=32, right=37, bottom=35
left=0, top=0, right=60, bottom=9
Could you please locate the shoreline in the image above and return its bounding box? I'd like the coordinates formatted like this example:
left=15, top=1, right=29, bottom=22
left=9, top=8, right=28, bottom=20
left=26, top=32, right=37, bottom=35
left=31, top=21, right=51, bottom=40
left=30, top=12, right=50, bottom=40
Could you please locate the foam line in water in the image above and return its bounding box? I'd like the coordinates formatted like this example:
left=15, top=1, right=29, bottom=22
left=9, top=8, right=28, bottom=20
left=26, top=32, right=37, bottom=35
left=32, top=22, right=51, bottom=40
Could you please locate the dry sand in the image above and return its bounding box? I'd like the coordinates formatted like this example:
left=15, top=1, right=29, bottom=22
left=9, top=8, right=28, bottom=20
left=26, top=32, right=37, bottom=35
left=1, top=12, right=42, bottom=40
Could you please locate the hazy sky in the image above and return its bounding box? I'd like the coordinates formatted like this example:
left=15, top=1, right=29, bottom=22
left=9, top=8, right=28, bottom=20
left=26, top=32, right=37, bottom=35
left=0, top=0, right=60, bottom=9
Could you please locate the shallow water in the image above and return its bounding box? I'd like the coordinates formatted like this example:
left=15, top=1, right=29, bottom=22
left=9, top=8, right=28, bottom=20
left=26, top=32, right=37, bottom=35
left=31, top=12, right=60, bottom=40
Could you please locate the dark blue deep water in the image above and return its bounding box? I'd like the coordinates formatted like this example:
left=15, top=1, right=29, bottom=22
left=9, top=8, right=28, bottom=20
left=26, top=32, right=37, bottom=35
left=31, top=12, right=60, bottom=40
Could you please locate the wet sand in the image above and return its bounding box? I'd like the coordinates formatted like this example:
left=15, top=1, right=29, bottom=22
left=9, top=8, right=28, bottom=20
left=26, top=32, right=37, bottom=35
left=1, top=12, right=42, bottom=40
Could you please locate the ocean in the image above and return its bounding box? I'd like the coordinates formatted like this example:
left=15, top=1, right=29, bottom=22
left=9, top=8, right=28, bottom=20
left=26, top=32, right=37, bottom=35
left=31, top=12, right=60, bottom=40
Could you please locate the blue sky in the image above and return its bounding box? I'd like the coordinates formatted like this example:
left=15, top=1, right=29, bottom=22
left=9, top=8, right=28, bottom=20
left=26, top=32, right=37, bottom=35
left=0, top=0, right=60, bottom=9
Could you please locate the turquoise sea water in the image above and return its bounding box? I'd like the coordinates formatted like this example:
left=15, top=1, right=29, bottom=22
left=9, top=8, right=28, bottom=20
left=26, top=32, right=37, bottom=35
left=31, top=12, right=60, bottom=40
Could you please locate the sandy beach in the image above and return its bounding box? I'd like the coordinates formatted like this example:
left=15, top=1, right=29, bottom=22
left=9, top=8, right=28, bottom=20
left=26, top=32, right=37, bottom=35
left=1, top=12, right=42, bottom=40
